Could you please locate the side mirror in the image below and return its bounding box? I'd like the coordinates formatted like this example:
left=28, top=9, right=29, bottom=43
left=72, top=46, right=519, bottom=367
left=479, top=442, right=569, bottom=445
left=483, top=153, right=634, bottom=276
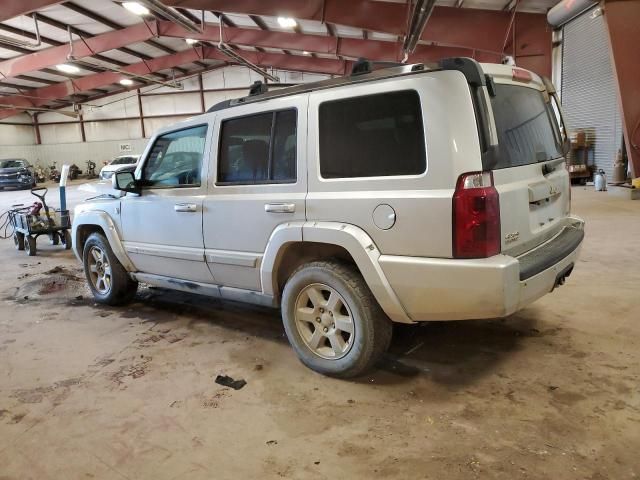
left=112, top=171, right=140, bottom=195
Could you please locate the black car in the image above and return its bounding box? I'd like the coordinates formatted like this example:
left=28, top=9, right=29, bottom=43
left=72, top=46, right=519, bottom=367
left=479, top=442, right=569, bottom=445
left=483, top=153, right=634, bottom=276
left=0, top=158, right=37, bottom=190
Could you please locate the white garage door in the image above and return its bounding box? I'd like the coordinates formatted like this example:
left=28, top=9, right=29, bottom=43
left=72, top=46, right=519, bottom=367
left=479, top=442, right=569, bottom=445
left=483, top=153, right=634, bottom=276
left=561, top=8, right=623, bottom=179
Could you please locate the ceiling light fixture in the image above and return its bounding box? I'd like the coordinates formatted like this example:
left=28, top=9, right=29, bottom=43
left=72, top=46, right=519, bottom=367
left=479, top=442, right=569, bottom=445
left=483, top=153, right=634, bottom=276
left=119, top=78, right=134, bottom=86
left=302, top=51, right=310, bottom=55
left=56, top=63, right=80, bottom=74
left=277, top=17, right=297, bottom=28
left=185, top=38, right=198, bottom=45
left=123, top=2, right=150, bottom=16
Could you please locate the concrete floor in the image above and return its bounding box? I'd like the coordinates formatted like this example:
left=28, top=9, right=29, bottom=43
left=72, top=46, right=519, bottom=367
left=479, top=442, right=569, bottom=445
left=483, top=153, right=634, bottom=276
left=0, top=185, right=638, bottom=479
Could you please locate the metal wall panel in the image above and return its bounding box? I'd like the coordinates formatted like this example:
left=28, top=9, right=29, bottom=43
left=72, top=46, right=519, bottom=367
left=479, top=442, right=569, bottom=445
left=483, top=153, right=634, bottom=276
left=561, top=8, right=623, bottom=178
left=0, top=124, right=34, bottom=145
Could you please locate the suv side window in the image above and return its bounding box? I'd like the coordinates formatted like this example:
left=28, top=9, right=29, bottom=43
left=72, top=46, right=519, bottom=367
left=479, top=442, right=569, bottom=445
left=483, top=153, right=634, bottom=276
left=319, top=90, right=426, bottom=179
left=218, top=109, right=297, bottom=184
left=142, top=125, right=207, bottom=188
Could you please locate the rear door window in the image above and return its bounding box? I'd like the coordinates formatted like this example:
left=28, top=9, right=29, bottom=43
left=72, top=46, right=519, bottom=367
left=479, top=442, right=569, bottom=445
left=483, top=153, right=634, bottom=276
left=319, top=90, right=426, bottom=179
left=490, top=84, right=563, bottom=169
left=217, top=109, right=297, bottom=184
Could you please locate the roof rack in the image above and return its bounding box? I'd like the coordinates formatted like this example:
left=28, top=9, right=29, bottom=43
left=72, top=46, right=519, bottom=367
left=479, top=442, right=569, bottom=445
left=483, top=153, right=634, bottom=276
left=206, top=57, right=484, bottom=114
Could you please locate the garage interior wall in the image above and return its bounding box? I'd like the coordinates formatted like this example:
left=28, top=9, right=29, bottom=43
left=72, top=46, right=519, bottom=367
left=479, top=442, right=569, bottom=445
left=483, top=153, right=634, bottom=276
left=0, top=66, right=329, bottom=168
left=561, top=7, right=623, bottom=179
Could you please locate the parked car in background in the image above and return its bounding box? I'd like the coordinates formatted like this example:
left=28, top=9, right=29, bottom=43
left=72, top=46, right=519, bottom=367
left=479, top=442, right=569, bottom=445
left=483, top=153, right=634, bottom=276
left=99, top=154, right=140, bottom=180
left=0, top=158, right=36, bottom=190
left=72, top=58, right=584, bottom=378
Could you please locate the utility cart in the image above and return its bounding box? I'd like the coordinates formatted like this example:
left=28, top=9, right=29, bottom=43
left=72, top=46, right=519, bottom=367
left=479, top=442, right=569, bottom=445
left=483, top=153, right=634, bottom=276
left=11, top=187, right=72, bottom=256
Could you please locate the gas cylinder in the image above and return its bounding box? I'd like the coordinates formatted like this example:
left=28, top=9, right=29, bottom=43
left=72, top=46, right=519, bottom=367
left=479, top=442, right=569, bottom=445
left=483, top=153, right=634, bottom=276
left=595, top=169, right=607, bottom=191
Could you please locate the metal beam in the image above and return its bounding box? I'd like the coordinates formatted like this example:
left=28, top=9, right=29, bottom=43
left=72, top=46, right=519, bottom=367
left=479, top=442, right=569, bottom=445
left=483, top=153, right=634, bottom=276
left=164, top=0, right=409, bottom=35
left=0, top=0, right=63, bottom=22
left=603, top=0, right=640, bottom=177
left=0, top=21, right=159, bottom=80
left=0, top=47, right=349, bottom=119
left=0, top=48, right=204, bottom=119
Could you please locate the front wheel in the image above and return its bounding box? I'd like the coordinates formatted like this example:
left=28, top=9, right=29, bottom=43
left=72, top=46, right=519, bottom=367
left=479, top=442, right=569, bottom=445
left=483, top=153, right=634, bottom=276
left=83, top=232, right=138, bottom=305
left=281, top=261, right=392, bottom=378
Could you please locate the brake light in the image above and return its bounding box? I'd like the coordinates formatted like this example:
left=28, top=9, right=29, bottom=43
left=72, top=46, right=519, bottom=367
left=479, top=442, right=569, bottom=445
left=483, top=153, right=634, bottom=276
left=512, top=68, right=532, bottom=83
left=453, top=171, right=501, bottom=258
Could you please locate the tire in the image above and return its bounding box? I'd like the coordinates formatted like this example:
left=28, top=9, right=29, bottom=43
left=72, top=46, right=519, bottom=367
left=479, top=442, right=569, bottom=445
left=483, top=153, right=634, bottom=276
left=14, top=232, right=25, bottom=251
left=62, top=230, right=72, bottom=250
left=24, top=236, right=36, bottom=256
left=281, top=260, right=393, bottom=378
left=82, top=232, right=138, bottom=305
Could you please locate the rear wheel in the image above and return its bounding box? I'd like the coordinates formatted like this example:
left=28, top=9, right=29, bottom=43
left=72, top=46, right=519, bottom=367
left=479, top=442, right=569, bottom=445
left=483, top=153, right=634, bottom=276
left=24, top=236, right=36, bottom=256
left=14, top=232, right=25, bottom=251
left=281, top=260, right=392, bottom=378
left=83, top=232, right=137, bottom=305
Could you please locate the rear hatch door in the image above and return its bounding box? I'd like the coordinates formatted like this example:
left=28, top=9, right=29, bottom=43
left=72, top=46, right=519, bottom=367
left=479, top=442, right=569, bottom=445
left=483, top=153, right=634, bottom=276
left=483, top=66, right=571, bottom=256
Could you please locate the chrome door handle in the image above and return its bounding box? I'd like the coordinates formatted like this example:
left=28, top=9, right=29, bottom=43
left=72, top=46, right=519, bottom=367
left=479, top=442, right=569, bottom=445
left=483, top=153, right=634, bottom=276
left=174, top=203, right=197, bottom=212
left=264, top=203, right=296, bottom=213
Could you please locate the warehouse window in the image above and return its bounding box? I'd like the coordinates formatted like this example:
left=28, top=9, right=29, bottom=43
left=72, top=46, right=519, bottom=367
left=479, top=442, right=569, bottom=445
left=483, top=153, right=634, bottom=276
left=142, top=125, right=207, bottom=187
left=319, top=90, right=426, bottom=178
left=218, top=109, right=297, bottom=184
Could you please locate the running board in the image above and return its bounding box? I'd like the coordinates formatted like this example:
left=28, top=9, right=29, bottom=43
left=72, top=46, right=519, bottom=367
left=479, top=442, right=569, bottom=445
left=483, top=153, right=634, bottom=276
left=130, top=272, right=277, bottom=308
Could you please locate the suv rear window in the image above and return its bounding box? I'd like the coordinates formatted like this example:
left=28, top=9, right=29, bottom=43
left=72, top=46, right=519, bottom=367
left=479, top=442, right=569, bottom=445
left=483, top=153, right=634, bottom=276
left=490, top=84, right=563, bottom=170
left=319, top=90, right=426, bottom=179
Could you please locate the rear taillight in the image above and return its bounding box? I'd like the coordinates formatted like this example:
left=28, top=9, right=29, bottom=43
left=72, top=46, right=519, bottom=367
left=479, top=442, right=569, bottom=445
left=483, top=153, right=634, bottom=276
left=453, top=171, right=501, bottom=259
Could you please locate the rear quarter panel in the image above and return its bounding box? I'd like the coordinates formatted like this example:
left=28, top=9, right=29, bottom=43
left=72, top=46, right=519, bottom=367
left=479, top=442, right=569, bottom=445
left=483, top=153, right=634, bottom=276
left=306, top=70, right=483, bottom=258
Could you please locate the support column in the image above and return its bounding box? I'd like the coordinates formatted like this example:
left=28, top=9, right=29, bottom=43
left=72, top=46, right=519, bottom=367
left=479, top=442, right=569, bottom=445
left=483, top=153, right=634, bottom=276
left=603, top=0, right=640, bottom=177
left=137, top=88, right=146, bottom=138
left=33, top=112, right=41, bottom=145
left=79, top=113, right=86, bottom=142
left=198, top=73, right=205, bottom=113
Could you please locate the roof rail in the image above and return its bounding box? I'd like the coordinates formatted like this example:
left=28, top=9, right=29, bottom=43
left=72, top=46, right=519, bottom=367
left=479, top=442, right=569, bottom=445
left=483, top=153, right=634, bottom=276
left=351, top=58, right=413, bottom=76
left=205, top=57, right=488, bottom=115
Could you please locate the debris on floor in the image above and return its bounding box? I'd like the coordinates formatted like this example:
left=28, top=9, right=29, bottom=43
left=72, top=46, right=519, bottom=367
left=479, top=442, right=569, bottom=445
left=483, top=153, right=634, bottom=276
left=215, top=375, right=247, bottom=390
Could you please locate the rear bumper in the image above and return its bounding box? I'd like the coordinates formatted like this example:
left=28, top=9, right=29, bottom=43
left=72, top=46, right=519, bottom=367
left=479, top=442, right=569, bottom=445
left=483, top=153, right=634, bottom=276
left=378, top=216, right=584, bottom=321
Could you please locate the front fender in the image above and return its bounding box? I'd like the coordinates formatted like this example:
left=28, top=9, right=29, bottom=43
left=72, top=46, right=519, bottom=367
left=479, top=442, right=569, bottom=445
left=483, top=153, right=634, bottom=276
left=72, top=210, right=135, bottom=271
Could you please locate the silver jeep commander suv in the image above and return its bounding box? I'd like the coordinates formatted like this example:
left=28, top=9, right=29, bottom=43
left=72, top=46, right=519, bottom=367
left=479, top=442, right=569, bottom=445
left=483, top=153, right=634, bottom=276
left=72, top=58, right=584, bottom=378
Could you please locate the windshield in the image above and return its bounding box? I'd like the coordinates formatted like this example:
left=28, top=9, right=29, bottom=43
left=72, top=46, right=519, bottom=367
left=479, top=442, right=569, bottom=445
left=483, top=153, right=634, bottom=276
left=489, top=84, right=563, bottom=170
left=111, top=156, right=138, bottom=165
left=0, top=159, right=26, bottom=169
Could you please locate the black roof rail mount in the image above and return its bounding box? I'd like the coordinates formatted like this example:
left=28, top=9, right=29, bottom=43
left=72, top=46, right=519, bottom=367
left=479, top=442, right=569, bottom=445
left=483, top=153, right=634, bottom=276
left=438, top=57, right=486, bottom=87
left=249, top=80, right=269, bottom=96
left=351, top=58, right=406, bottom=76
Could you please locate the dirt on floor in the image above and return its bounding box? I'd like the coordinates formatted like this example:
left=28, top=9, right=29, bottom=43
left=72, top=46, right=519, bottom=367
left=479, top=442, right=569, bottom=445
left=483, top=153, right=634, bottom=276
left=0, top=187, right=639, bottom=479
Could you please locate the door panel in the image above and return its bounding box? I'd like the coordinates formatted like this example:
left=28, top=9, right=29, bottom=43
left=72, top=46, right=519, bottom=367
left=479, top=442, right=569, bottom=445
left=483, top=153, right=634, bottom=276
left=120, top=122, right=214, bottom=283
left=203, top=95, right=308, bottom=291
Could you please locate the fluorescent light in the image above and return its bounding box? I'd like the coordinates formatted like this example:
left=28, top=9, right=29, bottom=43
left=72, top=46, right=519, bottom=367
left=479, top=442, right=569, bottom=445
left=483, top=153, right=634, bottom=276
left=55, top=63, right=80, bottom=74
left=185, top=38, right=198, bottom=45
left=277, top=17, right=297, bottom=28
left=123, top=2, right=150, bottom=16
left=119, top=78, right=134, bottom=86
left=302, top=51, right=310, bottom=55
